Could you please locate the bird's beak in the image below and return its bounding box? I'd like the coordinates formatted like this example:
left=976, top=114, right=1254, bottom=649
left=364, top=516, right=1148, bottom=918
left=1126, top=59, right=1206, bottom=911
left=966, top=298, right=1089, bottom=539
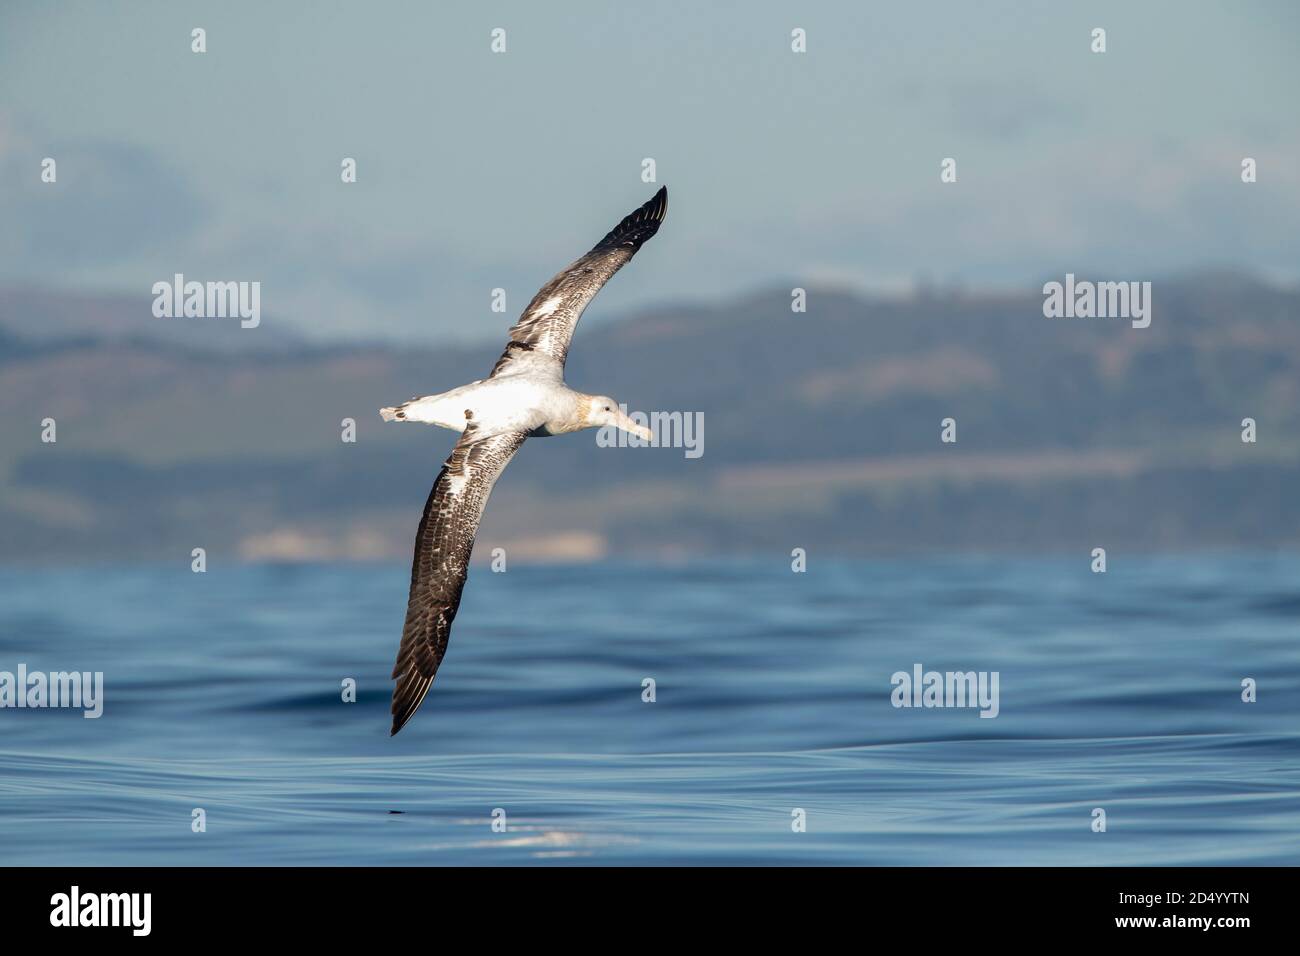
left=614, top=410, right=653, bottom=442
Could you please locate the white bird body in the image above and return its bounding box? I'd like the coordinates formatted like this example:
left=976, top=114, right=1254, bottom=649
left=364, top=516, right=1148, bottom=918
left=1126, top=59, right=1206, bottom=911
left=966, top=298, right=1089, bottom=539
left=379, top=187, right=668, bottom=734
left=381, top=372, right=596, bottom=440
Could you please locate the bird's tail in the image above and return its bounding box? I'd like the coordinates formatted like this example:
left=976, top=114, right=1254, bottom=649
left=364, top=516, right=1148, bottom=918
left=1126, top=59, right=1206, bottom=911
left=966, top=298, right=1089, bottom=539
left=380, top=396, right=427, bottom=421
left=380, top=392, right=464, bottom=428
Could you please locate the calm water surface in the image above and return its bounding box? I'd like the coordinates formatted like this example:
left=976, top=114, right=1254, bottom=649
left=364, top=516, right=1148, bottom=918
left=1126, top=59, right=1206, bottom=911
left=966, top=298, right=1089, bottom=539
left=0, top=556, right=1297, bottom=864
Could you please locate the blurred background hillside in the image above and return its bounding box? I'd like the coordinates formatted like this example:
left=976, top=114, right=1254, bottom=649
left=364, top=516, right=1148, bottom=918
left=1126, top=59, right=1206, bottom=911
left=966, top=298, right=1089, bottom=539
left=3, top=272, right=1297, bottom=563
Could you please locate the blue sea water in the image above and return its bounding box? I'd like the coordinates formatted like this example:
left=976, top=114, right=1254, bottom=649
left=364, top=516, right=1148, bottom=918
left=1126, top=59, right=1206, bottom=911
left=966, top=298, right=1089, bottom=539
left=0, top=555, right=1297, bottom=865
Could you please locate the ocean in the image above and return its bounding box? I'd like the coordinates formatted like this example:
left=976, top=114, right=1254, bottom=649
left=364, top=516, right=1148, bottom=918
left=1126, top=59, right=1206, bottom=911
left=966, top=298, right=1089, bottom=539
left=1, top=555, right=1297, bottom=865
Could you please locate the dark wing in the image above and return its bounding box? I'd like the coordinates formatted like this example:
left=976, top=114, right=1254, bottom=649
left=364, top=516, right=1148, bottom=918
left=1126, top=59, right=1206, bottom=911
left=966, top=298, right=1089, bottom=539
left=390, top=429, right=528, bottom=735
left=490, top=186, right=667, bottom=378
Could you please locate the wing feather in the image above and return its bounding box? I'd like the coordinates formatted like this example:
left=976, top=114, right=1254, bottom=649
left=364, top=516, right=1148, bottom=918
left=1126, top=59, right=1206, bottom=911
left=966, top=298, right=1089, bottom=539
left=490, top=186, right=667, bottom=378
left=389, top=429, right=528, bottom=735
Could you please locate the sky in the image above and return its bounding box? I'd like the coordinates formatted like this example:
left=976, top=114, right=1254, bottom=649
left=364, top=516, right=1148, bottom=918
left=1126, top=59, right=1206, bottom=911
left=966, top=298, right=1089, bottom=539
left=1, top=0, right=1298, bottom=343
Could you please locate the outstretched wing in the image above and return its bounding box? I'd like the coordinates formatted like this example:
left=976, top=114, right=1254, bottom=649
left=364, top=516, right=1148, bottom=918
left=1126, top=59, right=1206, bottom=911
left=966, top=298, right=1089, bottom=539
left=389, top=429, right=528, bottom=735
left=490, top=186, right=668, bottom=379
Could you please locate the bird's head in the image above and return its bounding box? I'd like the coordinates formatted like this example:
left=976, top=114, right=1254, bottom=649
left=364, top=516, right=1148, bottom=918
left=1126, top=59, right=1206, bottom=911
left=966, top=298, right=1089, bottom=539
left=585, top=396, right=653, bottom=440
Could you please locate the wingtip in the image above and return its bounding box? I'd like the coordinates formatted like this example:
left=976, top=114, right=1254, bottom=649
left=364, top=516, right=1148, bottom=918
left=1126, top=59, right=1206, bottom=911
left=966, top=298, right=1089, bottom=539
left=651, top=185, right=667, bottom=219
left=596, top=186, right=668, bottom=249
left=389, top=668, right=435, bottom=736
left=389, top=699, right=412, bottom=736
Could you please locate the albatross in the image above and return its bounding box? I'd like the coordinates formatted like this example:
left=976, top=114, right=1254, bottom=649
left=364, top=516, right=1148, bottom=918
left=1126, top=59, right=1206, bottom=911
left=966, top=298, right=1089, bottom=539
left=380, top=186, right=668, bottom=735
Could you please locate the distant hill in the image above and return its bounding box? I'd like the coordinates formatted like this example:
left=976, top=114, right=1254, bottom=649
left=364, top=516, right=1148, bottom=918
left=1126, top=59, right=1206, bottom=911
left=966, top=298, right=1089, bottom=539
left=2, top=274, right=1298, bottom=563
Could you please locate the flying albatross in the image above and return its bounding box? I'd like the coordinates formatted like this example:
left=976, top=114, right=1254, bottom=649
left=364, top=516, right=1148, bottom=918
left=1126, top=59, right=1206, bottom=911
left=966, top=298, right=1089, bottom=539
left=380, top=186, right=668, bottom=735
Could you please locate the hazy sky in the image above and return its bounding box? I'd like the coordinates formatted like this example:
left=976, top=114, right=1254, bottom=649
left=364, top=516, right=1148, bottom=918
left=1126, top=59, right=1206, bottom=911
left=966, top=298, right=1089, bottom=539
left=2, top=0, right=1297, bottom=343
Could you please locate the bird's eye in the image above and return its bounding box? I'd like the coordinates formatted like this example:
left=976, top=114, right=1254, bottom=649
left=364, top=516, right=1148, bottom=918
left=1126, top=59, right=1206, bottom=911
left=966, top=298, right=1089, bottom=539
left=604, top=405, right=611, bottom=412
